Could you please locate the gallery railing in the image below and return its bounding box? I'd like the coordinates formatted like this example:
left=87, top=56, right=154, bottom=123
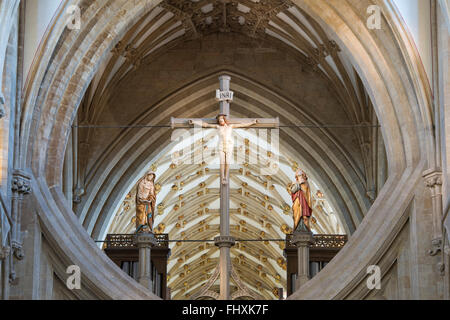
left=103, top=233, right=346, bottom=250
left=285, top=234, right=348, bottom=249
left=104, top=233, right=169, bottom=249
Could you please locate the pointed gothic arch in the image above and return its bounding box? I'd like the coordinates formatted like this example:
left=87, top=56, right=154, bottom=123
left=19, top=0, right=434, bottom=299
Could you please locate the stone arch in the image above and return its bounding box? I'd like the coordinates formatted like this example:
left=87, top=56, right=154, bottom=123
left=20, top=0, right=433, bottom=299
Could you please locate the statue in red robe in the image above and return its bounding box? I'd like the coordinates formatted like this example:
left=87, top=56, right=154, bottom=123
left=290, top=170, right=313, bottom=232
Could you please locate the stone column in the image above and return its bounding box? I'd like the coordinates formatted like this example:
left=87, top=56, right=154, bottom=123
left=216, top=162, right=235, bottom=300
left=0, top=0, right=20, bottom=119
left=63, top=131, right=73, bottom=206
left=292, top=231, right=314, bottom=290
left=0, top=246, right=11, bottom=299
left=214, top=236, right=235, bottom=300
left=134, top=233, right=157, bottom=290
left=423, top=170, right=443, bottom=257
left=11, top=170, right=31, bottom=261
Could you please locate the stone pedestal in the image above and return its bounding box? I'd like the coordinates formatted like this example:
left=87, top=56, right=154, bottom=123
left=134, top=233, right=157, bottom=290
left=292, top=231, right=314, bottom=290
left=214, top=236, right=235, bottom=300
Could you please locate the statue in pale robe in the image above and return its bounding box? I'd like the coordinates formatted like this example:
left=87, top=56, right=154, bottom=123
left=290, top=169, right=313, bottom=232
left=135, top=171, right=156, bottom=233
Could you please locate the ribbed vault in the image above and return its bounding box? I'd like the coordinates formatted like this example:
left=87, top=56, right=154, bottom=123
left=82, top=1, right=380, bottom=173
left=67, top=0, right=387, bottom=300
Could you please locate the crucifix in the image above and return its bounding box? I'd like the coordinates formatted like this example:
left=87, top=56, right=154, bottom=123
left=171, top=75, right=279, bottom=300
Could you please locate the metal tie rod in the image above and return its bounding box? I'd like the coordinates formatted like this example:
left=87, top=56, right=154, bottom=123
left=95, top=238, right=286, bottom=243
left=74, top=124, right=380, bottom=129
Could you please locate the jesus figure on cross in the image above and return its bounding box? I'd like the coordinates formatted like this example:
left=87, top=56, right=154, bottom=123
left=189, top=115, right=258, bottom=185
left=171, top=75, right=278, bottom=299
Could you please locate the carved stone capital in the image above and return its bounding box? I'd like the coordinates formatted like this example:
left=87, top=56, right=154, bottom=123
left=292, top=230, right=315, bottom=247
left=214, top=236, right=235, bottom=248
left=73, top=187, right=85, bottom=203
left=423, top=170, right=443, bottom=188
left=11, top=170, right=32, bottom=195
left=11, top=241, right=24, bottom=260
left=133, top=232, right=158, bottom=248
left=429, top=238, right=443, bottom=256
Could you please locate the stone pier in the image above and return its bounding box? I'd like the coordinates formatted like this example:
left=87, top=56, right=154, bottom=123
left=292, top=230, right=315, bottom=290
left=214, top=235, right=235, bottom=300
left=134, top=233, right=157, bottom=290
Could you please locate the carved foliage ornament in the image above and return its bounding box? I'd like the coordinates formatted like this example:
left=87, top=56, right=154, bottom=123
left=11, top=172, right=31, bottom=194
left=161, top=0, right=293, bottom=38
left=425, top=175, right=443, bottom=188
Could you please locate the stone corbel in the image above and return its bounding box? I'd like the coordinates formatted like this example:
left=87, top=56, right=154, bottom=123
left=366, top=189, right=376, bottom=202
left=327, top=40, right=341, bottom=55
left=124, top=45, right=142, bottom=70
left=111, top=41, right=126, bottom=56
left=73, top=187, right=85, bottom=204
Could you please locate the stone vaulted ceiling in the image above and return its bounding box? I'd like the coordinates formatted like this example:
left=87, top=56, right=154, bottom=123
left=73, top=0, right=384, bottom=300
left=81, top=0, right=375, bottom=136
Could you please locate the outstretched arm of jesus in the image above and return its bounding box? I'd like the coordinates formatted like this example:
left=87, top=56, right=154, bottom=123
left=189, top=120, right=218, bottom=128
left=231, top=119, right=258, bottom=128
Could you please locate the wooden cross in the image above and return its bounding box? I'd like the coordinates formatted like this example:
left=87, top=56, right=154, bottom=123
left=171, top=75, right=279, bottom=300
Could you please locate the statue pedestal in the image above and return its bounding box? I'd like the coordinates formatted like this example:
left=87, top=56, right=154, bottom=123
left=292, top=231, right=315, bottom=290
left=134, top=233, right=158, bottom=290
